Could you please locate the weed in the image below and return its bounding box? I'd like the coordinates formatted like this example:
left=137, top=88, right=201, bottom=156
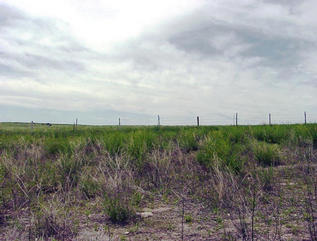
left=185, top=214, right=193, bottom=223
left=258, top=167, right=274, bottom=192
left=131, top=191, right=143, bottom=208
left=104, top=196, right=134, bottom=224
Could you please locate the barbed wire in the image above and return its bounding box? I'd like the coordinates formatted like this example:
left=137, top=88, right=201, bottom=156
left=8, top=113, right=315, bottom=126
left=114, top=113, right=317, bottom=126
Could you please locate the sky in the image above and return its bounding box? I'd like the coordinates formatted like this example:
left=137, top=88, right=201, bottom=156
left=0, top=0, right=317, bottom=125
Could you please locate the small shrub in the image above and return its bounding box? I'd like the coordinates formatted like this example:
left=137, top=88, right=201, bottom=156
left=185, top=215, right=193, bottom=223
left=104, top=196, right=134, bottom=224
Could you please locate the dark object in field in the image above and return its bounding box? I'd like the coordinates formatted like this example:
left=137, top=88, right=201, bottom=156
left=46, top=123, right=52, bottom=127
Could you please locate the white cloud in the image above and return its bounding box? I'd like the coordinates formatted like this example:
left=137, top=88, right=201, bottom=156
left=5, top=0, right=204, bottom=51
left=0, top=0, right=317, bottom=124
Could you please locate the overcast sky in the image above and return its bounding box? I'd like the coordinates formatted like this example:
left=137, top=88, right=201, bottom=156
left=0, top=0, right=316, bottom=125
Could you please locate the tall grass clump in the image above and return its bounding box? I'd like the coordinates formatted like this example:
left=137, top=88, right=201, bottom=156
left=0, top=163, right=7, bottom=224
left=197, top=131, right=245, bottom=173
left=258, top=166, right=275, bottom=191
left=252, top=141, right=282, bottom=167
left=178, top=131, right=199, bottom=152
left=79, top=172, right=101, bottom=199
left=58, top=156, right=83, bottom=191
left=252, top=125, right=290, bottom=144
left=30, top=198, right=76, bottom=240
left=44, top=139, right=72, bottom=156
left=103, top=195, right=135, bottom=224
left=126, top=130, right=158, bottom=169
left=102, top=132, right=125, bottom=156
left=32, top=161, right=59, bottom=194
left=96, top=153, right=137, bottom=224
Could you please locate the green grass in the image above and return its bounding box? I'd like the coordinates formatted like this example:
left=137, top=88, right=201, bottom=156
left=1, top=123, right=316, bottom=171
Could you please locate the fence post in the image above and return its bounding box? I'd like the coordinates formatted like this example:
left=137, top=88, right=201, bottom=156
left=119, top=118, right=121, bottom=126
left=197, top=116, right=200, bottom=127
left=158, top=115, right=160, bottom=126
left=76, top=118, right=78, bottom=128
left=269, top=113, right=272, bottom=126
left=304, top=112, right=307, bottom=125
left=235, top=113, right=238, bottom=126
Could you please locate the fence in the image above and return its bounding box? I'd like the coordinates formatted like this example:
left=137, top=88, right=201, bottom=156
left=72, top=112, right=317, bottom=126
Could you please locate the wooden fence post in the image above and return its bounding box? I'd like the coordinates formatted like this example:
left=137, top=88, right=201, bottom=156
left=158, top=115, right=160, bottom=126
left=304, top=112, right=307, bottom=125
left=269, top=113, right=272, bottom=125
left=197, top=116, right=200, bottom=127
left=235, top=113, right=238, bottom=126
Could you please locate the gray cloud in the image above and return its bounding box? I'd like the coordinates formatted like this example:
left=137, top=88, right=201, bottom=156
left=1, top=51, right=85, bottom=72
left=0, top=3, right=89, bottom=82
left=0, top=3, right=24, bottom=27
left=0, top=62, right=32, bottom=78
left=0, top=1, right=317, bottom=124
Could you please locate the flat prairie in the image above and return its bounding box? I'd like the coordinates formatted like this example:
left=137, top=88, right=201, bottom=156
left=0, top=123, right=316, bottom=240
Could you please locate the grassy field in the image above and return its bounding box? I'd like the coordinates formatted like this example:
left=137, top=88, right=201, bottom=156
left=0, top=122, right=316, bottom=240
